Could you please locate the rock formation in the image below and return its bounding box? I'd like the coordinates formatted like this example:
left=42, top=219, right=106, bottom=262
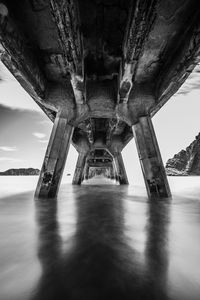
left=0, top=168, right=40, bottom=176
left=166, top=133, right=200, bottom=176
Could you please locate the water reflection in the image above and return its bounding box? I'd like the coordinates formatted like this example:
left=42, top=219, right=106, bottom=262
left=33, top=187, right=170, bottom=300
left=145, top=199, right=170, bottom=299
left=33, top=199, right=63, bottom=300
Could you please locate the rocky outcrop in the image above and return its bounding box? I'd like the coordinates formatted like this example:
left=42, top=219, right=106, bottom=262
left=166, top=133, right=200, bottom=176
left=0, top=168, right=40, bottom=176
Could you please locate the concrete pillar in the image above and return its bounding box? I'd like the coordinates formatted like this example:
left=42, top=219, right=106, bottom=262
left=114, top=153, right=129, bottom=185
left=72, top=152, right=87, bottom=185
left=133, top=116, right=171, bottom=199
left=85, top=163, right=89, bottom=180
left=35, top=110, right=74, bottom=198
left=110, top=164, right=115, bottom=179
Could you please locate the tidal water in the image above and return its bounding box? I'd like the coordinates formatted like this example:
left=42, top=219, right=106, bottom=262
left=0, top=176, right=200, bottom=300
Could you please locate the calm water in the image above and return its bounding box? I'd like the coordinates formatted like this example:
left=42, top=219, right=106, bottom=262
left=0, top=176, right=200, bottom=300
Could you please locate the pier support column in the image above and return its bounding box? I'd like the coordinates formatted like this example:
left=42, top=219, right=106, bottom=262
left=114, top=153, right=129, bottom=185
left=133, top=116, right=171, bottom=199
left=110, top=164, right=115, bottom=179
left=35, top=110, right=74, bottom=198
left=72, top=152, right=87, bottom=185
left=84, top=163, right=89, bottom=180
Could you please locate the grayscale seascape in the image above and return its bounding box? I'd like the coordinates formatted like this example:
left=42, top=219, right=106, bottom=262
left=0, top=176, right=200, bottom=300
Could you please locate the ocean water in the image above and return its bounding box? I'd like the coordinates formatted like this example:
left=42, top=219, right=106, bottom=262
left=0, top=176, right=200, bottom=300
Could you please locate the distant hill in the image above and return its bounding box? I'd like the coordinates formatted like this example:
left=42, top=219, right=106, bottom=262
left=0, top=168, right=40, bottom=176
left=166, top=133, right=200, bottom=176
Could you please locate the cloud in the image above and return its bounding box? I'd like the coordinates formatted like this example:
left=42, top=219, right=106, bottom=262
left=0, top=146, right=18, bottom=152
left=0, top=61, right=42, bottom=112
left=0, top=81, right=42, bottom=112
left=0, top=157, right=24, bottom=162
left=33, top=132, right=46, bottom=139
left=41, top=147, right=47, bottom=151
left=37, top=119, right=52, bottom=125
left=38, top=139, right=48, bottom=143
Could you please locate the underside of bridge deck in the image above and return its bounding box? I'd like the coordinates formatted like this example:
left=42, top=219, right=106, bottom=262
left=0, top=0, right=200, bottom=198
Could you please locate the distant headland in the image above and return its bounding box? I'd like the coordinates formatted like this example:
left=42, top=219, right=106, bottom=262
left=166, top=133, right=200, bottom=176
left=0, top=168, right=40, bottom=176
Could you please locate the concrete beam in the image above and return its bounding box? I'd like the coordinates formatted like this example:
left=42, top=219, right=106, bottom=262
left=119, top=0, right=157, bottom=103
left=0, top=3, right=55, bottom=120
left=87, top=162, right=113, bottom=168
left=50, top=0, right=85, bottom=104
left=113, top=153, right=129, bottom=185
left=133, top=116, right=171, bottom=199
left=35, top=110, right=74, bottom=198
left=151, top=8, right=200, bottom=116
left=72, top=152, right=87, bottom=185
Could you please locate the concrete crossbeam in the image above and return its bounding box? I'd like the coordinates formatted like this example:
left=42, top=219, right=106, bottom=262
left=84, top=163, right=90, bottom=180
left=0, top=3, right=55, bottom=120
left=152, top=8, right=200, bottom=116
left=119, top=0, right=157, bottom=103
left=50, top=0, right=85, bottom=104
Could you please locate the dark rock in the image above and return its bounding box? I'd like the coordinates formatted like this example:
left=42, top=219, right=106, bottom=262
left=0, top=168, right=40, bottom=176
left=166, top=133, right=200, bottom=176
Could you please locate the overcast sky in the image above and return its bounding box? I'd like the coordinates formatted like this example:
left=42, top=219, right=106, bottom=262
left=0, top=61, right=200, bottom=185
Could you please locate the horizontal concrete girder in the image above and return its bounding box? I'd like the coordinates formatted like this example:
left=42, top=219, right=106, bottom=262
left=151, top=6, right=200, bottom=116
left=0, top=3, right=55, bottom=120
left=50, top=0, right=85, bottom=104
left=118, top=0, right=157, bottom=103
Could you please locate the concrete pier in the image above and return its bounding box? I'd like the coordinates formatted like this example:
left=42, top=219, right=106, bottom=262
left=0, top=1, right=199, bottom=199
left=113, top=153, right=129, bottom=185
left=133, top=116, right=171, bottom=198
left=109, top=164, right=115, bottom=180
left=35, top=110, right=74, bottom=198
left=72, top=152, right=87, bottom=185
left=84, top=164, right=90, bottom=180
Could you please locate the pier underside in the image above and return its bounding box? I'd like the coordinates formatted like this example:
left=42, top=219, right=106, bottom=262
left=0, top=0, right=200, bottom=198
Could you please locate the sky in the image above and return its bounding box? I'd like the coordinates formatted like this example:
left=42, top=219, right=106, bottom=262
left=0, top=61, right=200, bottom=185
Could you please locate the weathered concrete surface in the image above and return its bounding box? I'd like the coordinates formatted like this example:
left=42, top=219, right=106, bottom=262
left=133, top=116, right=171, bottom=198
left=0, top=2, right=56, bottom=121
left=50, top=0, right=85, bottom=105
left=1, top=0, right=200, bottom=121
left=72, top=152, right=87, bottom=185
left=113, top=153, right=129, bottom=185
left=84, top=163, right=90, bottom=180
left=109, top=164, right=115, bottom=180
left=35, top=110, right=74, bottom=198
